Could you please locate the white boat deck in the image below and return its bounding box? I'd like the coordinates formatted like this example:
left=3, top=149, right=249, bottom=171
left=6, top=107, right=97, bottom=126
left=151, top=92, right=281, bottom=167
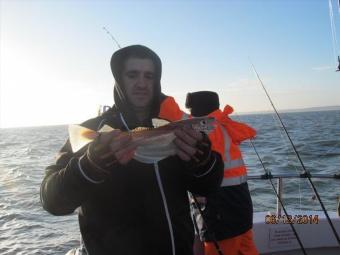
left=262, top=247, right=340, bottom=255
left=252, top=211, right=340, bottom=255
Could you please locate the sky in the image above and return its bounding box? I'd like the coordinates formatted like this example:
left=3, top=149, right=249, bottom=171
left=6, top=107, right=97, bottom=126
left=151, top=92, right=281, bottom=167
left=0, top=0, right=339, bottom=128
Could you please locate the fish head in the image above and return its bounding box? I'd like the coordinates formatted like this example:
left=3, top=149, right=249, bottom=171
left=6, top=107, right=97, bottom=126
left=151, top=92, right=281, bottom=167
left=186, top=117, right=216, bottom=133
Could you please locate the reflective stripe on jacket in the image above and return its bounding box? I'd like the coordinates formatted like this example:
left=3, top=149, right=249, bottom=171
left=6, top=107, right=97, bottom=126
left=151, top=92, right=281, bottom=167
left=207, top=108, right=256, bottom=187
left=209, top=123, right=247, bottom=187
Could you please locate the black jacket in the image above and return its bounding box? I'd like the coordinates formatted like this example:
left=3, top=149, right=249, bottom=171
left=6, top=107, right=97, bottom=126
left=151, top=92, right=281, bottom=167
left=41, top=45, right=223, bottom=254
left=202, top=183, right=253, bottom=241
left=40, top=106, right=223, bottom=255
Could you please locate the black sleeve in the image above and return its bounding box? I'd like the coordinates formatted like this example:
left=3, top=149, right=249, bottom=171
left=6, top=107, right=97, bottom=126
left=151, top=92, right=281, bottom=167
left=40, top=117, right=111, bottom=216
left=40, top=139, right=103, bottom=216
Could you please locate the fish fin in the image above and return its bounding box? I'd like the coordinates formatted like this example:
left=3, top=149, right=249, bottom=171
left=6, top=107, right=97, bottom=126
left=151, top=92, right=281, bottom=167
left=132, top=127, right=151, bottom=132
left=68, top=125, right=98, bottom=152
left=98, top=124, right=115, bottom=133
left=133, top=133, right=176, bottom=163
left=152, top=118, right=170, bottom=128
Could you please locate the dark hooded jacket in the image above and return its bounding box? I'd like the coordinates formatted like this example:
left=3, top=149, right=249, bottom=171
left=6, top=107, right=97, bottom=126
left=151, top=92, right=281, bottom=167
left=40, top=45, right=223, bottom=255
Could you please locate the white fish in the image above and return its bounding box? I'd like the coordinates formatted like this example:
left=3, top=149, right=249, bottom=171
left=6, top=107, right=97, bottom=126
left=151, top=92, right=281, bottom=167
left=69, top=117, right=215, bottom=163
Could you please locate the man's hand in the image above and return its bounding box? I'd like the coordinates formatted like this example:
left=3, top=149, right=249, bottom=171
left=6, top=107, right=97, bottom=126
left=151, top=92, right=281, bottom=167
left=174, top=126, right=205, bottom=162
left=88, top=130, right=137, bottom=169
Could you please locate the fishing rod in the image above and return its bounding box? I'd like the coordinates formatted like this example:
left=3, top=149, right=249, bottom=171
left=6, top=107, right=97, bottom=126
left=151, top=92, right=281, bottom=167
left=233, top=112, right=308, bottom=254
left=191, top=195, right=224, bottom=255
left=328, top=0, right=340, bottom=70
left=250, top=61, right=340, bottom=246
left=248, top=138, right=308, bottom=255
left=102, top=26, right=121, bottom=49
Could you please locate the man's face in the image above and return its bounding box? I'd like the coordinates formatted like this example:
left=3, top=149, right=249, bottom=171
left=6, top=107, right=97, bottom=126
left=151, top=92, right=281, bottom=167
left=122, top=57, right=155, bottom=109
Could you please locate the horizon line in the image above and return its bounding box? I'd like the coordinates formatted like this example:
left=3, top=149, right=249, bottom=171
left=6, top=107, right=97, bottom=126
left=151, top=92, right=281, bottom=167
left=1, top=105, right=339, bottom=129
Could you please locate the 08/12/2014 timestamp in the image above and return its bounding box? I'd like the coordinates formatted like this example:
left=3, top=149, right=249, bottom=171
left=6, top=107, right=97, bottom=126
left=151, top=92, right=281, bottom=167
left=265, top=214, right=319, bottom=224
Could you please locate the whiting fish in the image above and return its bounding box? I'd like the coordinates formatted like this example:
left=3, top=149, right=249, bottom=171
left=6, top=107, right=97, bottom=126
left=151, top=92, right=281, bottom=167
left=69, top=117, right=215, bottom=163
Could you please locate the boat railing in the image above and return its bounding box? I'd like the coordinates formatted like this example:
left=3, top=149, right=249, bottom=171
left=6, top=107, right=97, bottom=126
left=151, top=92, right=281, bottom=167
left=247, top=173, right=340, bottom=216
left=248, top=173, right=340, bottom=180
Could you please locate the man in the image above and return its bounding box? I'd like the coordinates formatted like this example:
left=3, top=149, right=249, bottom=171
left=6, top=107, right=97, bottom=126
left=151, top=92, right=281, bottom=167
left=40, top=45, right=223, bottom=255
left=185, top=91, right=259, bottom=255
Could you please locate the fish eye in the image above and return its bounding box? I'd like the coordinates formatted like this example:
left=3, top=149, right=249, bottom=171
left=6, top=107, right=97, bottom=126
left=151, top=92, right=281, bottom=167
left=200, top=120, right=206, bottom=125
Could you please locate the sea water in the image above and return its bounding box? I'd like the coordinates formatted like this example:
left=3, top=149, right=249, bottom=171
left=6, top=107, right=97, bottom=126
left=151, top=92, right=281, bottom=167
left=0, top=110, right=339, bottom=254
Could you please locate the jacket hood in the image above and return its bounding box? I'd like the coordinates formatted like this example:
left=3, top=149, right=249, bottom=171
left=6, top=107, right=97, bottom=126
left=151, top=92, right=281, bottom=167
left=110, top=45, right=162, bottom=128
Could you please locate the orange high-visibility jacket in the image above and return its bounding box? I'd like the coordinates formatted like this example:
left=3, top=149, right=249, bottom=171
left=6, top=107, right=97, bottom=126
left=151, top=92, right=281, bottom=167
left=159, top=96, right=190, bottom=121
left=159, top=97, right=256, bottom=187
left=207, top=105, right=256, bottom=186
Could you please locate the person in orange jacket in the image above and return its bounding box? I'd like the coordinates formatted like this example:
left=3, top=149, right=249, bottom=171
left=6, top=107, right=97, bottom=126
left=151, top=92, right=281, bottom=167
left=158, top=91, right=259, bottom=255
left=186, top=91, right=259, bottom=255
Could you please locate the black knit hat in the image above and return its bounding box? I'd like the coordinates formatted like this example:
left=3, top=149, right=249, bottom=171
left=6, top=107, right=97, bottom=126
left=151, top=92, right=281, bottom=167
left=185, top=91, right=220, bottom=117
